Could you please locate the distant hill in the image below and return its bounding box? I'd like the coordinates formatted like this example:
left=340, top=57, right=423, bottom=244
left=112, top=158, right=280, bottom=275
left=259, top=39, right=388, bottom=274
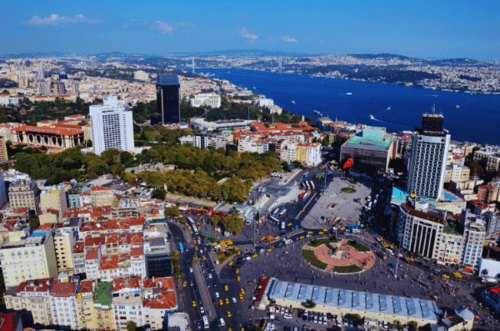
left=166, top=49, right=323, bottom=57
left=348, top=53, right=412, bottom=61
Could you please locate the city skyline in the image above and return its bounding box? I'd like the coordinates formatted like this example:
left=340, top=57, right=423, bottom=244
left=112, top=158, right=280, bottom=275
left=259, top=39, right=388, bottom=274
left=3, top=0, right=500, bottom=60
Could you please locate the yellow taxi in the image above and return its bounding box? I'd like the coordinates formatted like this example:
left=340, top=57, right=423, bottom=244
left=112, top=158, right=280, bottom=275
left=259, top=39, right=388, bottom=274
left=192, top=301, right=196, bottom=307
left=236, top=269, right=240, bottom=274
left=198, top=236, right=201, bottom=241
left=322, top=229, right=328, bottom=232
left=252, top=254, right=258, bottom=258
left=267, top=248, right=272, bottom=252
left=299, top=236, right=305, bottom=240
left=318, top=232, right=324, bottom=235
left=443, top=274, right=450, bottom=279
left=193, top=240, right=197, bottom=244
left=302, top=209, right=305, bottom=212
left=225, top=298, right=229, bottom=304
left=261, top=237, right=266, bottom=241
left=287, top=223, right=292, bottom=227
left=202, top=255, right=206, bottom=260
left=237, top=276, right=241, bottom=281
left=227, top=311, right=232, bottom=318
left=239, top=294, right=244, bottom=300
left=307, top=231, right=313, bottom=235
left=241, top=328, right=245, bottom=331
left=229, top=261, right=234, bottom=266
left=240, top=288, right=245, bottom=294
left=195, top=246, right=198, bottom=251
left=219, top=299, right=223, bottom=305
left=190, top=230, right=193, bottom=234
left=224, top=285, right=229, bottom=291
left=183, top=281, right=187, bottom=287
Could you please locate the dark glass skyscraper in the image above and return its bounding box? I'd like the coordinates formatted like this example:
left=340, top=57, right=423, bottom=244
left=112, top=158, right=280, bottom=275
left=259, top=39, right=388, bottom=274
left=154, top=75, right=180, bottom=125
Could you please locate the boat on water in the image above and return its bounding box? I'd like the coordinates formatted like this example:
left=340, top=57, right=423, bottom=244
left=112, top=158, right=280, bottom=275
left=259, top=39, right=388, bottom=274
left=370, top=115, right=375, bottom=120
left=387, top=106, right=391, bottom=110
left=225, top=71, right=230, bottom=74
left=346, top=92, right=352, bottom=95
left=291, top=100, right=295, bottom=104
left=313, top=110, right=322, bottom=115
left=253, top=87, right=256, bottom=89
left=456, top=105, right=460, bottom=109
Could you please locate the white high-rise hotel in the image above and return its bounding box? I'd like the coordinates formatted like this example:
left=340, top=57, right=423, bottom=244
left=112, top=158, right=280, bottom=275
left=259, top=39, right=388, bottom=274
left=89, top=96, right=134, bottom=155
left=406, top=112, right=450, bottom=200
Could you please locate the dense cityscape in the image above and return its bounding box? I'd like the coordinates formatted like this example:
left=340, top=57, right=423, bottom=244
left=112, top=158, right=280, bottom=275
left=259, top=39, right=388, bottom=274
left=2, top=1, right=500, bottom=331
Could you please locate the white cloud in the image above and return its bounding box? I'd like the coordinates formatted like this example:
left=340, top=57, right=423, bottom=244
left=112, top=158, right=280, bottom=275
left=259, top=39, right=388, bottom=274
left=239, top=27, right=258, bottom=40
left=280, top=35, right=298, bottom=43
left=28, top=14, right=103, bottom=25
left=155, top=21, right=192, bottom=35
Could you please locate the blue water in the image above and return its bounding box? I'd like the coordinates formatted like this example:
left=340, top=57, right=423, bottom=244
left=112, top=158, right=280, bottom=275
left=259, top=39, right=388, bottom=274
left=200, top=68, right=500, bottom=145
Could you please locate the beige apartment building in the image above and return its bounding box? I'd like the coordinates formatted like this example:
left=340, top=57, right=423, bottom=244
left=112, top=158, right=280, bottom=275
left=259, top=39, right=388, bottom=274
left=54, top=228, right=76, bottom=275
left=8, top=180, right=41, bottom=215
left=90, top=186, right=114, bottom=207
left=0, top=136, right=8, bottom=162
left=4, top=277, right=55, bottom=326
left=39, top=185, right=68, bottom=215
left=0, top=230, right=58, bottom=288
left=444, top=164, right=470, bottom=183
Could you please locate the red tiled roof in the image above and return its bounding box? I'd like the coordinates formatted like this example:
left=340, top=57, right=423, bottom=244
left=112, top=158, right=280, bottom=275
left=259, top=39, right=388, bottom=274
left=78, top=281, right=94, bottom=293
left=11, top=125, right=83, bottom=136
left=99, top=255, right=118, bottom=270
left=85, top=247, right=100, bottom=260
left=16, top=278, right=53, bottom=294
left=91, top=186, right=112, bottom=192
left=113, top=276, right=141, bottom=292
left=401, top=203, right=444, bottom=224
left=119, top=232, right=132, bottom=245
left=0, top=312, right=21, bottom=331
left=143, top=292, right=177, bottom=309
left=50, top=279, right=78, bottom=297
left=73, top=242, right=84, bottom=254
left=12, top=208, right=29, bottom=214
left=130, top=247, right=144, bottom=257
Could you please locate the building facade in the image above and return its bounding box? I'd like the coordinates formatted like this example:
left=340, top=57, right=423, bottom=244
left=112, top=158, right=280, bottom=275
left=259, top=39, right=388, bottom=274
left=190, top=93, right=221, bottom=108
left=89, top=96, right=135, bottom=156
left=0, top=230, right=58, bottom=288
left=39, top=185, right=68, bottom=215
left=11, top=125, right=85, bottom=151
left=155, top=75, right=180, bottom=125
left=8, top=180, right=41, bottom=215
left=407, top=113, right=450, bottom=200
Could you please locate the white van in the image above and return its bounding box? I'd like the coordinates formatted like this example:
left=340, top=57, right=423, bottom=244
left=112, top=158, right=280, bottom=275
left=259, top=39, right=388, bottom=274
left=189, top=267, right=193, bottom=273
left=385, top=248, right=394, bottom=256
left=219, top=318, right=225, bottom=326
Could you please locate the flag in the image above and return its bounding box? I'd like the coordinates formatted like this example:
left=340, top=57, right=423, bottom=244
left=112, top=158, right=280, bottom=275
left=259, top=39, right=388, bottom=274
left=343, top=156, right=354, bottom=169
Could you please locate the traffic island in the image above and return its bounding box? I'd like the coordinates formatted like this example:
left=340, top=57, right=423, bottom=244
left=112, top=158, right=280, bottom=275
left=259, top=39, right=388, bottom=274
left=341, top=187, right=357, bottom=193
left=302, top=239, right=376, bottom=274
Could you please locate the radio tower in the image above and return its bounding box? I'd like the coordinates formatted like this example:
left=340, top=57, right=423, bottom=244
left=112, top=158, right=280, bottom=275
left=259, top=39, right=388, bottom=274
left=278, top=57, right=282, bottom=74
left=192, top=57, right=195, bottom=73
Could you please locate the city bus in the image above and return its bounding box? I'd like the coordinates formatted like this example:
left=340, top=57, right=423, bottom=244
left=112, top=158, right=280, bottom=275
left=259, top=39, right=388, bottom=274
left=179, top=242, right=184, bottom=254
left=273, top=208, right=280, bottom=216
left=305, top=181, right=311, bottom=190
left=279, top=209, right=287, bottom=216
left=202, top=315, right=209, bottom=329
left=187, top=217, right=199, bottom=235
left=310, top=181, right=315, bottom=190
left=281, top=221, right=286, bottom=231
left=270, top=216, right=280, bottom=224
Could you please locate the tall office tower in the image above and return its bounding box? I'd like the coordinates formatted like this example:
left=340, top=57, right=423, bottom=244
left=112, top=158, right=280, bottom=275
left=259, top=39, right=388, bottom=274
left=72, top=81, right=80, bottom=95
left=155, top=75, right=180, bottom=125
left=406, top=111, right=450, bottom=199
left=37, top=65, right=45, bottom=81
left=37, top=81, right=51, bottom=96
left=89, top=96, right=134, bottom=155
left=52, top=81, right=66, bottom=95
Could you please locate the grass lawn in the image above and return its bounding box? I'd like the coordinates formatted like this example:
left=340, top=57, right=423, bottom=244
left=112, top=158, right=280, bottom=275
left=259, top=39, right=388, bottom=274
left=347, top=240, right=370, bottom=252
left=341, top=187, right=356, bottom=193
left=306, top=237, right=340, bottom=248
left=333, top=265, right=362, bottom=273
left=302, top=249, right=327, bottom=270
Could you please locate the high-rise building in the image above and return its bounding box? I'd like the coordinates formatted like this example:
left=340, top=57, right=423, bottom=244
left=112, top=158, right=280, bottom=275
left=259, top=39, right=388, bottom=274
left=155, top=75, right=180, bottom=125
left=134, top=70, right=149, bottom=81
left=37, top=65, right=45, bottom=81
left=37, top=81, right=51, bottom=96
left=406, top=112, right=450, bottom=200
left=89, top=96, right=134, bottom=156
left=8, top=179, right=41, bottom=215
left=0, top=136, right=8, bottom=163
left=0, top=229, right=58, bottom=288
left=52, top=81, right=66, bottom=95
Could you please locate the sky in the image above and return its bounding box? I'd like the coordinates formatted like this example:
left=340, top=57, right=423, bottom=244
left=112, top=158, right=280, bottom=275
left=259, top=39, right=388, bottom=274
left=2, top=0, right=500, bottom=60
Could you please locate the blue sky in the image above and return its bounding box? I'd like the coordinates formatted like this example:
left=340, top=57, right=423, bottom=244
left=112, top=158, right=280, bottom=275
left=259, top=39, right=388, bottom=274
left=2, top=0, right=500, bottom=60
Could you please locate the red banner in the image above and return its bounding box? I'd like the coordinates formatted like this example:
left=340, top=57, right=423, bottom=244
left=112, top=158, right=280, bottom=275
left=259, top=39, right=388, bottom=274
left=343, top=156, right=354, bottom=169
